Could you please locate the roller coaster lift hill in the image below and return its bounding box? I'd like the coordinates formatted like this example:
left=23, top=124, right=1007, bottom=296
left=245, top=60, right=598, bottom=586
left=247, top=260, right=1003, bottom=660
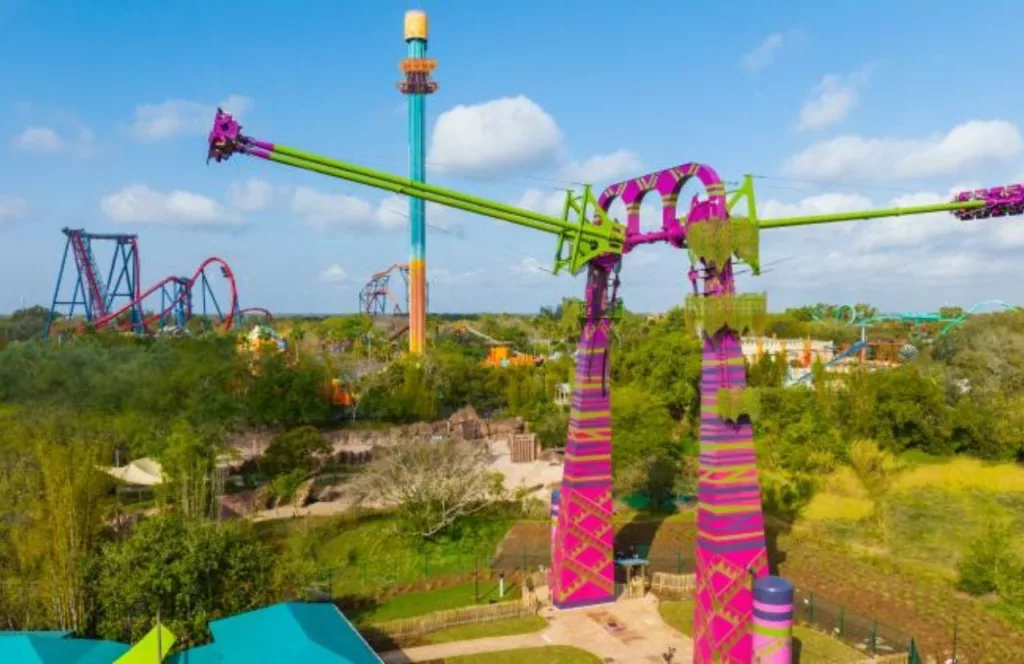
left=43, top=225, right=264, bottom=337
left=207, top=103, right=1023, bottom=663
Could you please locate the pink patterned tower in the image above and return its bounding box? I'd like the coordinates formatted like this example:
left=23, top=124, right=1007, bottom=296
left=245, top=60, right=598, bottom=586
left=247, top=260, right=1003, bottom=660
left=595, top=164, right=769, bottom=662
left=689, top=182, right=769, bottom=663
left=551, top=261, right=617, bottom=608
left=693, top=329, right=769, bottom=661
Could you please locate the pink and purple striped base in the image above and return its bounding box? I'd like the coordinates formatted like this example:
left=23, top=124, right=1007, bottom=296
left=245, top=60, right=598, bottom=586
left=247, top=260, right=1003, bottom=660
left=694, top=330, right=769, bottom=663
left=551, top=265, right=616, bottom=609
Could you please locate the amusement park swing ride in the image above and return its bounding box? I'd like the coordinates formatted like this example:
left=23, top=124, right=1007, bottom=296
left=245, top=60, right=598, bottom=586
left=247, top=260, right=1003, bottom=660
left=207, top=105, right=1024, bottom=661
left=204, top=12, right=1024, bottom=664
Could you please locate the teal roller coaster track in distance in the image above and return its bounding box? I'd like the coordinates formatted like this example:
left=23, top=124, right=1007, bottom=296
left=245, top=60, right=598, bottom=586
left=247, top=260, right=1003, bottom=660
left=811, top=300, right=1020, bottom=336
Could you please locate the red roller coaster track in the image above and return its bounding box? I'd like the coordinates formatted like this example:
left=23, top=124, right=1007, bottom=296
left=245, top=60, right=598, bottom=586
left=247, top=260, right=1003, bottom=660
left=45, top=228, right=271, bottom=338
left=95, top=256, right=240, bottom=332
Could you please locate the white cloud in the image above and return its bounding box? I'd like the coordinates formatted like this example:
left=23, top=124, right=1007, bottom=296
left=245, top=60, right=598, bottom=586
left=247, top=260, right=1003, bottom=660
left=783, top=120, right=1021, bottom=180
left=510, top=257, right=549, bottom=279
left=291, top=187, right=466, bottom=233
left=128, top=94, right=251, bottom=141
left=429, top=96, right=562, bottom=175
left=796, top=68, right=872, bottom=132
left=319, top=264, right=347, bottom=284
left=13, top=125, right=94, bottom=155
left=512, top=149, right=645, bottom=219
left=993, top=223, right=1024, bottom=247
left=559, top=149, right=642, bottom=184
left=0, top=195, right=31, bottom=224
left=740, top=33, right=785, bottom=72
left=513, top=189, right=566, bottom=219
left=848, top=188, right=992, bottom=252
left=430, top=267, right=486, bottom=285
left=227, top=178, right=273, bottom=211
left=375, top=194, right=462, bottom=231
left=752, top=186, right=1024, bottom=304
left=290, top=187, right=374, bottom=230
left=759, top=192, right=874, bottom=219
left=14, top=126, right=62, bottom=152
left=101, top=185, right=241, bottom=227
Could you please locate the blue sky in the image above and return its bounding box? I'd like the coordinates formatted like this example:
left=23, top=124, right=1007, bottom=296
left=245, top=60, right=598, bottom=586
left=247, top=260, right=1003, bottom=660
left=2, top=0, right=1023, bottom=315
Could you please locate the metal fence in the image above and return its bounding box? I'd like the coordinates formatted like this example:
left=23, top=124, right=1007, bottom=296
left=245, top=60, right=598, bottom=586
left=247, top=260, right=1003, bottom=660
left=793, top=587, right=912, bottom=659
left=301, top=543, right=921, bottom=660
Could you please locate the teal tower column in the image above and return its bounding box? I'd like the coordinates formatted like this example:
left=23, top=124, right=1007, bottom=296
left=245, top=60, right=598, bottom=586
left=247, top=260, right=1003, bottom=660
left=398, top=9, right=437, bottom=355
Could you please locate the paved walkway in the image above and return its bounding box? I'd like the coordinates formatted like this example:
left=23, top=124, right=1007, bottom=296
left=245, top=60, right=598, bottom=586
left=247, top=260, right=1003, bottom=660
left=380, top=595, right=694, bottom=663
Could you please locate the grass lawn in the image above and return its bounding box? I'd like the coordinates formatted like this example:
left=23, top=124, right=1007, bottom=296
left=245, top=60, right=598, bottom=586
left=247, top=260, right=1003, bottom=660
left=438, top=646, right=601, bottom=663
left=422, top=615, right=548, bottom=644
left=358, top=580, right=518, bottom=624
left=658, top=600, right=863, bottom=662
left=800, top=458, right=1024, bottom=577
left=255, top=510, right=513, bottom=595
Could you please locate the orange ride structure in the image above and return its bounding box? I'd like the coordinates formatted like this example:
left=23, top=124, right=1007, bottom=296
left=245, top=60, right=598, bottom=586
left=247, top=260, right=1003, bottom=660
left=207, top=86, right=1023, bottom=664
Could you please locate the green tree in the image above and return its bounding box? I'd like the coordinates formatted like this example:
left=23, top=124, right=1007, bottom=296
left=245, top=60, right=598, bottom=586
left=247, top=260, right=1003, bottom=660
left=96, top=515, right=274, bottom=647
left=957, top=515, right=1017, bottom=596
left=869, top=367, right=950, bottom=454
left=610, top=385, right=680, bottom=494
left=261, top=426, right=330, bottom=479
left=847, top=439, right=901, bottom=545
left=158, top=419, right=222, bottom=520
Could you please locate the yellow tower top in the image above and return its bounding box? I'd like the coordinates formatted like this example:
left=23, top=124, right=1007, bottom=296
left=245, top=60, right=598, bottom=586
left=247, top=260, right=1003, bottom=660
left=404, top=10, right=428, bottom=41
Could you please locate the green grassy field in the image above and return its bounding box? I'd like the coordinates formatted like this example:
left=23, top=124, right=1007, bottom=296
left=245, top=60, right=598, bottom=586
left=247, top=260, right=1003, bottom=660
left=256, top=510, right=512, bottom=595
left=422, top=615, right=548, bottom=644
left=801, top=457, right=1024, bottom=576
left=780, top=456, right=1024, bottom=660
left=357, top=581, right=517, bottom=624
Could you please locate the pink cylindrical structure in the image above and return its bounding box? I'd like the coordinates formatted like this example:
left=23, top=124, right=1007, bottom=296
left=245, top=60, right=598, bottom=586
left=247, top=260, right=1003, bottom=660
left=550, top=488, right=560, bottom=586
left=551, top=262, right=616, bottom=608
left=752, top=576, right=794, bottom=663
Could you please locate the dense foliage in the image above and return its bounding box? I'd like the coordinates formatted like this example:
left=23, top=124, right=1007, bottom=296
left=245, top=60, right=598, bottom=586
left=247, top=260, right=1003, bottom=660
left=1, top=301, right=1022, bottom=641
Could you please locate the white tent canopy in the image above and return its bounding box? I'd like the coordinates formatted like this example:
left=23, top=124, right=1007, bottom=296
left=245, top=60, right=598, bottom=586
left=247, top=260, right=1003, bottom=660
left=104, top=458, right=164, bottom=486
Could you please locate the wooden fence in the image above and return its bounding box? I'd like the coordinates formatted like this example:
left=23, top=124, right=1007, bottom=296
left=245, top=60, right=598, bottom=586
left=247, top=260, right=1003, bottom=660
left=369, top=600, right=534, bottom=644
left=650, top=571, right=696, bottom=598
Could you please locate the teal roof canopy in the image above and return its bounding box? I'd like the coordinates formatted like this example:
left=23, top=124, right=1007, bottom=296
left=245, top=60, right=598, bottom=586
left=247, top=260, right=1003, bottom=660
left=0, top=634, right=130, bottom=663
left=170, top=601, right=381, bottom=664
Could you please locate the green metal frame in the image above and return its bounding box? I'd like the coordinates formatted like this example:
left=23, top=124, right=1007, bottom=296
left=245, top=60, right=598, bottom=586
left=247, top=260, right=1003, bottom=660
left=262, top=148, right=625, bottom=276
left=727, top=174, right=987, bottom=229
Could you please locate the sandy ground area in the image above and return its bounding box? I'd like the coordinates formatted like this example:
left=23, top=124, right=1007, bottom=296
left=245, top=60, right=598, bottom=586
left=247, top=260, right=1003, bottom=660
left=246, top=436, right=564, bottom=523
left=380, top=594, right=694, bottom=663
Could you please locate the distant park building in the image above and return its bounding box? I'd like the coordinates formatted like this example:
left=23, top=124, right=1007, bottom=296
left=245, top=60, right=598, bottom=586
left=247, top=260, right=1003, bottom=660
left=510, top=433, right=539, bottom=463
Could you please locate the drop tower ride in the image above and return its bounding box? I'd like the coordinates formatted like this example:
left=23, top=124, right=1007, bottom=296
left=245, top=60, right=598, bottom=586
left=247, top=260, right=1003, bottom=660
left=398, top=10, right=437, bottom=355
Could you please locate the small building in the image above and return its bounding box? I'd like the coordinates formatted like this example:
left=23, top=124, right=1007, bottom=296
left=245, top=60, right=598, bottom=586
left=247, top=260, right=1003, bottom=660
left=510, top=433, right=539, bottom=463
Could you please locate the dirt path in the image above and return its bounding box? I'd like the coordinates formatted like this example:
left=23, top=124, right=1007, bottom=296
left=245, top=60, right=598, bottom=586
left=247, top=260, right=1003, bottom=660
left=380, top=595, right=693, bottom=663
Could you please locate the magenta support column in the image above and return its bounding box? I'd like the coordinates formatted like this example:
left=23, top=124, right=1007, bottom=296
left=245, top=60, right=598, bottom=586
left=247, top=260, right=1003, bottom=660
left=694, top=329, right=769, bottom=662
left=752, top=576, right=794, bottom=663
left=551, top=262, right=616, bottom=609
